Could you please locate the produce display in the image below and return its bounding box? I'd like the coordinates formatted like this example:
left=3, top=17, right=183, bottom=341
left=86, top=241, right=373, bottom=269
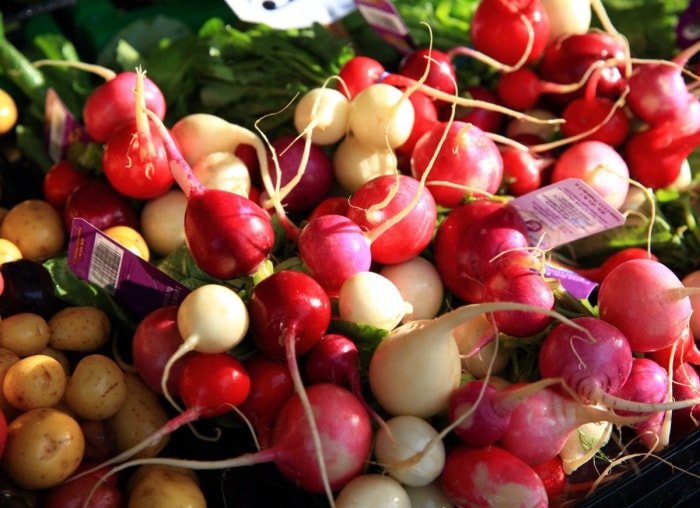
left=2, top=0, right=700, bottom=506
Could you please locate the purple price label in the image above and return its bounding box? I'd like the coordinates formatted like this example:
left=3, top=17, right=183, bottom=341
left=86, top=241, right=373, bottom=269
left=677, top=0, right=700, bottom=50
left=44, top=89, right=91, bottom=163
left=355, top=0, right=415, bottom=54
left=543, top=263, right=598, bottom=300
left=67, top=218, right=191, bottom=318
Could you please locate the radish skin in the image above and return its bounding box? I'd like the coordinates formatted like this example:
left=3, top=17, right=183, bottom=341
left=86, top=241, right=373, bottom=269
left=335, top=474, right=411, bottom=508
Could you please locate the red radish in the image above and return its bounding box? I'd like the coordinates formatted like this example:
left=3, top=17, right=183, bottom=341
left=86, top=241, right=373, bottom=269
left=42, top=160, right=92, bottom=210
left=500, top=145, right=553, bottom=196
left=531, top=455, right=567, bottom=500
left=564, top=247, right=657, bottom=284
left=495, top=67, right=582, bottom=111
left=549, top=140, right=630, bottom=210
left=338, top=55, right=386, bottom=100
left=480, top=264, right=555, bottom=337
left=63, top=179, right=139, bottom=231
left=131, top=305, right=195, bottom=398
left=144, top=109, right=275, bottom=280
left=238, top=354, right=294, bottom=449
left=297, top=214, right=372, bottom=296
left=307, top=196, right=350, bottom=221
left=469, top=0, right=551, bottom=67
left=560, top=94, right=630, bottom=147
left=101, top=69, right=174, bottom=200
left=614, top=357, right=670, bottom=450
left=395, top=89, right=440, bottom=157
left=411, top=121, right=504, bottom=208
left=398, top=47, right=457, bottom=97
left=625, top=39, right=700, bottom=126
left=597, top=258, right=694, bottom=353
left=345, top=174, right=437, bottom=265
left=671, top=362, right=700, bottom=437
left=432, top=199, right=505, bottom=303
left=455, top=86, right=505, bottom=134
left=497, top=384, right=631, bottom=466
left=82, top=70, right=166, bottom=143
left=538, top=31, right=627, bottom=105
left=304, top=333, right=390, bottom=436
left=97, top=383, right=373, bottom=503
left=261, top=135, right=333, bottom=213
left=647, top=326, right=700, bottom=370
left=440, top=444, right=549, bottom=507
left=77, top=352, right=251, bottom=475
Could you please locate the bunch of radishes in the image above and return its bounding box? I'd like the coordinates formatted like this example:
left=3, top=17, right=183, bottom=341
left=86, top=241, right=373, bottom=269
left=4, top=0, right=700, bottom=506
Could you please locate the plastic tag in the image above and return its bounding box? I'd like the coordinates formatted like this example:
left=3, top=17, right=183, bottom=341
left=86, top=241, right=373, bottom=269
left=67, top=218, right=191, bottom=317
left=543, top=263, right=598, bottom=300
left=355, top=0, right=415, bottom=54
left=509, top=178, right=626, bottom=250
left=226, top=0, right=357, bottom=30
left=44, top=88, right=90, bottom=163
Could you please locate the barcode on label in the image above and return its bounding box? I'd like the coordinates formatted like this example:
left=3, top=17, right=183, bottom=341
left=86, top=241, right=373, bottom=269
left=87, top=234, right=124, bottom=294
left=357, top=4, right=409, bottom=35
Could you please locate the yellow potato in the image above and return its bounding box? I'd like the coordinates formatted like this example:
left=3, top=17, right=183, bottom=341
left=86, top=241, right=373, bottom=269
left=0, top=312, right=51, bottom=357
left=48, top=306, right=111, bottom=352
left=106, top=371, right=170, bottom=459
left=0, top=346, right=21, bottom=420
left=0, top=238, right=22, bottom=264
left=2, top=354, right=67, bottom=411
left=1, top=407, right=84, bottom=490
left=103, top=225, right=150, bottom=262
left=126, top=464, right=206, bottom=508
left=64, top=354, right=127, bottom=420
left=0, top=199, right=66, bottom=260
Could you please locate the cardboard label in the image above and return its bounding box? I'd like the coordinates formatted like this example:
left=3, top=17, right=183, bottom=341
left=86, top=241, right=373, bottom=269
left=510, top=178, right=626, bottom=250
left=44, top=88, right=90, bottom=163
left=67, top=218, right=191, bottom=317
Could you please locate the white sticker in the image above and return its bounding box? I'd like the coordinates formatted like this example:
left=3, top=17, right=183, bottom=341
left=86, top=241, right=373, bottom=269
left=227, top=0, right=357, bottom=29
left=509, top=178, right=626, bottom=250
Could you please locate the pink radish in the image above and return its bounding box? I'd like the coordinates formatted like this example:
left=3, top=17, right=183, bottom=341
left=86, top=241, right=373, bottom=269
left=144, top=109, right=275, bottom=280
left=597, top=258, right=694, bottom=353
left=440, top=444, right=549, bottom=507
left=671, top=362, right=700, bottom=438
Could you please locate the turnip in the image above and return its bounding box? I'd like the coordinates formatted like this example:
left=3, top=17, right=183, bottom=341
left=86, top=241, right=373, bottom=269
left=597, top=258, right=695, bottom=353
left=145, top=108, right=275, bottom=280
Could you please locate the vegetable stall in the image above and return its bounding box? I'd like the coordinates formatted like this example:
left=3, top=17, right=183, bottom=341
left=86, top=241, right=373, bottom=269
left=1, top=0, right=700, bottom=506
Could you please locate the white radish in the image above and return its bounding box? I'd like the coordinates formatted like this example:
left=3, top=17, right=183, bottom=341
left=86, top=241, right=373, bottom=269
left=294, top=87, right=350, bottom=145
left=540, top=0, right=592, bottom=41
left=403, top=481, right=455, bottom=508
left=332, top=133, right=398, bottom=193
left=681, top=269, right=700, bottom=338
left=338, top=271, right=412, bottom=330
left=140, top=189, right=188, bottom=257
left=373, top=415, right=445, bottom=487
left=335, top=474, right=411, bottom=508
left=379, top=256, right=444, bottom=322
left=348, top=83, right=415, bottom=150
left=559, top=421, right=613, bottom=474
left=452, top=314, right=509, bottom=378
left=191, top=152, right=251, bottom=197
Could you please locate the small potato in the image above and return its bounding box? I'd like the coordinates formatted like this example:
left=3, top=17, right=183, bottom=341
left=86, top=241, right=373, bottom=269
left=3, top=354, right=67, bottom=410
left=0, top=199, right=66, bottom=261
left=2, top=407, right=84, bottom=490
left=64, top=354, right=127, bottom=420
left=126, top=464, right=206, bottom=508
left=48, top=306, right=111, bottom=352
left=0, top=312, right=51, bottom=357
left=106, top=372, right=170, bottom=459
left=38, top=345, right=71, bottom=374
left=0, top=346, right=21, bottom=420
left=103, top=225, right=150, bottom=262
left=0, top=238, right=22, bottom=264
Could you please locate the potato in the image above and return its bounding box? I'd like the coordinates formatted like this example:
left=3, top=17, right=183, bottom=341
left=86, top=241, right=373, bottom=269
left=0, top=238, right=22, bottom=264
left=48, top=306, right=111, bottom=352
left=106, top=371, right=170, bottom=459
left=103, top=225, right=151, bottom=261
left=1, top=407, right=84, bottom=489
left=126, top=464, right=206, bottom=508
left=139, top=189, right=187, bottom=256
left=0, top=346, right=21, bottom=420
left=0, top=312, right=51, bottom=357
left=3, top=354, right=67, bottom=411
left=0, top=199, right=66, bottom=261
left=64, top=354, right=127, bottom=420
